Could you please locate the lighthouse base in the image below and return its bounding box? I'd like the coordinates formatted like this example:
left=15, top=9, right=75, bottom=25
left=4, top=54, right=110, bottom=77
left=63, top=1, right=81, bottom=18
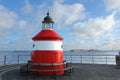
left=31, top=50, right=64, bottom=76
left=32, top=71, right=64, bottom=76
left=20, top=62, right=73, bottom=77
left=30, top=63, right=65, bottom=76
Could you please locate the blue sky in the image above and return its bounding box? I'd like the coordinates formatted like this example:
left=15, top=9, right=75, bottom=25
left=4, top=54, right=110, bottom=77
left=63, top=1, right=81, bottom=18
left=0, top=0, right=120, bottom=51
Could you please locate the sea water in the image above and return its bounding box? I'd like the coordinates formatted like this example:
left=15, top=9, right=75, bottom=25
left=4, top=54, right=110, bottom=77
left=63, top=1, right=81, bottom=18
left=0, top=51, right=119, bottom=65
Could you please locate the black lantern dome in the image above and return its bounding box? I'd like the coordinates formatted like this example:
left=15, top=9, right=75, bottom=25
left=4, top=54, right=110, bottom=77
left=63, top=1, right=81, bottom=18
left=42, top=11, right=54, bottom=29
left=42, top=12, right=54, bottom=23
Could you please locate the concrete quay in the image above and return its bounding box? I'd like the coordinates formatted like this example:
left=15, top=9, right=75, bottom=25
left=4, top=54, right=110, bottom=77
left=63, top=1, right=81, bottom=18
left=0, top=63, right=120, bottom=80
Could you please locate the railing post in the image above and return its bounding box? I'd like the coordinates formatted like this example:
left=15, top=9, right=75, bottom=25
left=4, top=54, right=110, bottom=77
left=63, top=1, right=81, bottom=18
left=81, top=55, right=82, bottom=64
left=71, top=55, right=72, bottom=63
left=18, top=55, right=20, bottom=64
left=106, top=56, right=107, bottom=64
left=4, top=56, right=6, bottom=65
left=92, top=55, right=94, bottom=64
left=79, top=55, right=80, bottom=63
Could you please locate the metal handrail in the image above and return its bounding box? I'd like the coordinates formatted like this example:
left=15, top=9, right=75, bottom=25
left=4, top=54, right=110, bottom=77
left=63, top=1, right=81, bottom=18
left=0, top=55, right=116, bottom=65
left=64, top=55, right=116, bottom=65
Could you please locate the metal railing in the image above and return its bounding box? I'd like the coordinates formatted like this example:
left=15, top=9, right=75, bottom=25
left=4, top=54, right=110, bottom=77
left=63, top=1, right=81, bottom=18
left=64, top=55, right=116, bottom=65
left=0, top=55, right=116, bottom=65
left=0, top=55, right=30, bottom=65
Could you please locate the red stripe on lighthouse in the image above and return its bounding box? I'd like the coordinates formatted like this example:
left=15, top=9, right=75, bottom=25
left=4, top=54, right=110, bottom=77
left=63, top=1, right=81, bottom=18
left=32, top=50, right=64, bottom=63
left=32, top=30, right=63, bottom=41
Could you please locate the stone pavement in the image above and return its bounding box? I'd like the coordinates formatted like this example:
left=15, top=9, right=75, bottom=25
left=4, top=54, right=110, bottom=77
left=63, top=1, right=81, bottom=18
left=1, top=63, right=120, bottom=80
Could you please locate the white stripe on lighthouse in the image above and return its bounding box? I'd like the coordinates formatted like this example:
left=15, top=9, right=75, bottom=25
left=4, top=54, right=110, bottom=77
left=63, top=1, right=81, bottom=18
left=33, top=41, right=63, bottom=50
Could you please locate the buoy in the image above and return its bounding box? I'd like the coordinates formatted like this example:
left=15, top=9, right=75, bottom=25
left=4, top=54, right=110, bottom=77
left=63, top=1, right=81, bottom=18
left=31, top=11, right=64, bottom=76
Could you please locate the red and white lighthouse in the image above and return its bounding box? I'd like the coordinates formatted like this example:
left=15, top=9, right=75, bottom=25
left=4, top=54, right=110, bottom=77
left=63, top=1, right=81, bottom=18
left=31, top=12, right=64, bottom=76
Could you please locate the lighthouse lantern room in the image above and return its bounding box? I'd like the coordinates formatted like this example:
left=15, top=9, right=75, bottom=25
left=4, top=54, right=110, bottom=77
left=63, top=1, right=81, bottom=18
left=42, top=12, right=54, bottom=30
left=31, top=11, right=64, bottom=76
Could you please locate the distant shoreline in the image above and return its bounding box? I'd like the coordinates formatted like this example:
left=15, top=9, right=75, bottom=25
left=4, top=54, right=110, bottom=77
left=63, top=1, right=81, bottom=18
left=69, top=49, right=120, bottom=52
left=70, top=49, right=98, bottom=52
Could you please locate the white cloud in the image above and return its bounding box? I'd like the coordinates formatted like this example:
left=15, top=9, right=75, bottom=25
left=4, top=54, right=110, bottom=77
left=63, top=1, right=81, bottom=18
left=103, top=0, right=120, bottom=12
left=0, top=5, right=18, bottom=43
left=36, top=1, right=86, bottom=28
left=71, top=13, right=116, bottom=38
left=0, top=5, right=17, bottom=29
left=22, top=0, right=32, bottom=14
left=50, top=2, right=86, bottom=27
left=98, top=39, right=120, bottom=50
left=18, top=20, right=27, bottom=29
left=0, top=5, right=35, bottom=51
left=64, top=13, right=117, bottom=50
